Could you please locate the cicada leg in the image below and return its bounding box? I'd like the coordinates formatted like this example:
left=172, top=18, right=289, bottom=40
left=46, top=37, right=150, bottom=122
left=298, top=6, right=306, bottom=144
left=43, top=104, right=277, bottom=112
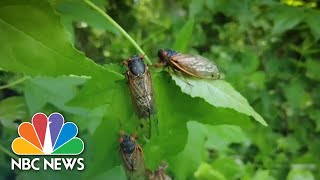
left=154, top=62, right=165, bottom=68
left=121, top=61, right=126, bottom=67
left=115, top=78, right=126, bottom=84
left=114, top=61, right=130, bottom=84
left=161, top=67, right=174, bottom=83
left=170, top=68, right=193, bottom=87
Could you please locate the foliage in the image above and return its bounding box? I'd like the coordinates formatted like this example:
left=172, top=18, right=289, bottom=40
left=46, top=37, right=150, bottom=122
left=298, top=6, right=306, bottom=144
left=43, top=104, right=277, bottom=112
left=0, top=0, right=320, bottom=179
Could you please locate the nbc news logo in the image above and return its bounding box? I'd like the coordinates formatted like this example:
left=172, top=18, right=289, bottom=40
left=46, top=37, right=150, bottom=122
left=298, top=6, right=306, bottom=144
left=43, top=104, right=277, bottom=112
left=11, top=113, right=85, bottom=171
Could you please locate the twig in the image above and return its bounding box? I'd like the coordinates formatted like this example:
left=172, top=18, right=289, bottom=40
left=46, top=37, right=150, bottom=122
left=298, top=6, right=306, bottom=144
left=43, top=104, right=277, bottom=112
left=83, top=0, right=152, bottom=65
left=0, top=76, right=29, bottom=90
left=0, top=143, right=18, bottom=160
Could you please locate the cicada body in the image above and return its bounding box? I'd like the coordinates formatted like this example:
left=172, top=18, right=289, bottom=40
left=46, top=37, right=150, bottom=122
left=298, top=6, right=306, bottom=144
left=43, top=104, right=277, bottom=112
left=157, top=49, right=220, bottom=79
left=119, top=131, right=145, bottom=179
left=124, top=55, right=157, bottom=139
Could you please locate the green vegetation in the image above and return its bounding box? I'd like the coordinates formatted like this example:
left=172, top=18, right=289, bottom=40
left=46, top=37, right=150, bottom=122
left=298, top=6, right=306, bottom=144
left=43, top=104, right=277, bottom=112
left=0, top=0, right=319, bottom=179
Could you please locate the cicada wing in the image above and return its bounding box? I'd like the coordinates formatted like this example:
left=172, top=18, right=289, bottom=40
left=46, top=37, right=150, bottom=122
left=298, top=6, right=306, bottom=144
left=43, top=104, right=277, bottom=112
left=128, top=144, right=145, bottom=171
left=138, top=118, right=151, bottom=139
left=144, top=70, right=159, bottom=131
left=128, top=71, right=155, bottom=117
left=120, top=150, right=134, bottom=171
left=171, top=54, right=220, bottom=79
left=127, top=72, right=141, bottom=114
left=144, top=70, right=157, bottom=116
left=121, top=144, right=145, bottom=179
left=145, top=70, right=159, bottom=136
left=127, top=70, right=155, bottom=139
left=134, top=144, right=145, bottom=170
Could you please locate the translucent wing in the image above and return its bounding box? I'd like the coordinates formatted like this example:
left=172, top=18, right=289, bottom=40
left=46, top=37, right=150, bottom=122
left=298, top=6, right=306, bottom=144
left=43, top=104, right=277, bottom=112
left=120, top=144, right=145, bottom=179
left=127, top=68, right=156, bottom=138
left=171, top=54, right=220, bottom=79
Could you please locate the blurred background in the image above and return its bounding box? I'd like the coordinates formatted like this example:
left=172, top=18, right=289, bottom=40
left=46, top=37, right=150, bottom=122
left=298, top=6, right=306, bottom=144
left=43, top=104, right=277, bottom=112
left=1, top=0, right=320, bottom=179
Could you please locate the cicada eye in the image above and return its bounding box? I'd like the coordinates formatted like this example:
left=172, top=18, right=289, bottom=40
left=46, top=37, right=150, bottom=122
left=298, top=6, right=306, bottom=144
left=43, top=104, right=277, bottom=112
left=119, top=137, right=124, bottom=143
left=157, top=49, right=167, bottom=61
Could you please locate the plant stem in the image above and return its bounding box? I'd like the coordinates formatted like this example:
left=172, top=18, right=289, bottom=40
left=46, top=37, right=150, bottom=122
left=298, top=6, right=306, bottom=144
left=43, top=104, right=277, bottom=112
left=0, top=144, right=18, bottom=160
left=0, top=76, right=29, bottom=90
left=83, top=0, right=152, bottom=65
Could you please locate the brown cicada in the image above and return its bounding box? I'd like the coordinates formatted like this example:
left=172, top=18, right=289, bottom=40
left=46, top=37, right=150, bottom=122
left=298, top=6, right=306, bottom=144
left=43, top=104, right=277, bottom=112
left=157, top=49, right=220, bottom=79
left=119, top=131, right=145, bottom=179
left=147, top=161, right=172, bottom=180
left=123, top=55, right=157, bottom=139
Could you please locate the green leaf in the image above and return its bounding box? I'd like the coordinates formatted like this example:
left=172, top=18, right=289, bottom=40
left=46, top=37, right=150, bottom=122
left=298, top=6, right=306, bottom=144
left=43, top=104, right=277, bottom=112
left=287, top=168, right=315, bottom=180
left=172, top=121, right=248, bottom=179
left=194, top=162, right=226, bottom=180
left=253, top=170, right=276, bottom=180
left=78, top=77, right=136, bottom=176
left=68, top=64, right=124, bottom=108
left=305, top=10, right=320, bottom=40
left=0, top=0, right=108, bottom=77
left=189, top=0, right=205, bottom=18
left=240, top=51, right=260, bottom=74
left=306, top=59, right=320, bottom=81
left=24, top=76, right=87, bottom=114
left=205, top=124, right=249, bottom=151
left=307, top=109, right=320, bottom=132
left=74, top=105, right=108, bottom=134
left=211, top=157, right=243, bottom=180
left=92, top=166, right=126, bottom=180
left=265, top=57, right=295, bottom=80
left=173, top=19, right=194, bottom=52
left=0, top=96, right=27, bottom=129
left=283, top=80, right=311, bottom=110
left=277, top=136, right=300, bottom=153
left=17, top=170, right=83, bottom=180
left=269, top=5, right=304, bottom=34
left=171, top=75, right=267, bottom=126
left=24, top=76, right=106, bottom=133
left=247, top=126, right=280, bottom=161
left=172, top=121, right=208, bottom=179
left=86, top=111, right=125, bottom=177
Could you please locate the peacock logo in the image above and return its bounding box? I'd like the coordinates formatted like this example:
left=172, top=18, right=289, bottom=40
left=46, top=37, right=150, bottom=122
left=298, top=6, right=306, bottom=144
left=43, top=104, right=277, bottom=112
left=11, top=112, right=84, bottom=155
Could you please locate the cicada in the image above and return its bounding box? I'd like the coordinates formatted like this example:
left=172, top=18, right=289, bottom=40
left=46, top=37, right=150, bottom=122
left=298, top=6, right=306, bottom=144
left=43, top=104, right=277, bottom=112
left=157, top=49, right=220, bottom=79
left=147, top=161, right=172, bottom=180
left=123, top=55, right=157, bottom=139
left=119, top=131, right=145, bottom=179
